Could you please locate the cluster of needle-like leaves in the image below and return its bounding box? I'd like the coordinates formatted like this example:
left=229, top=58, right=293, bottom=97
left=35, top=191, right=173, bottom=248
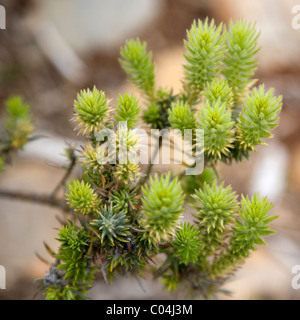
left=119, top=38, right=155, bottom=99
left=183, top=19, right=225, bottom=101
left=168, top=101, right=196, bottom=133
left=115, top=93, right=141, bottom=129
left=192, top=181, right=238, bottom=256
left=66, top=180, right=99, bottom=215
left=141, top=172, right=185, bottom=244
left=73, top=86, right=111, bottom=135
left=0, top=96, right=34, bottom=170
left=172, top=223, right=202, bottom=265
left=89, top=205, right=130, bottom=247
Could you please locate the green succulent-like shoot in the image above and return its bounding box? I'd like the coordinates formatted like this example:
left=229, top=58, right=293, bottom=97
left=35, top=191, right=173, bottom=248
left=196, top=100, right=235, bottom=160
left=80, top=141, right=115, bottom=174
left=79, top=142, right=101, bottom=172
left=73, top=86, right=111, bottom=135
left=192, top=181, right=238, bottom=232
left=142, top=103, right=161, bottom=128
left=143, top=88, right=176, bottom=129
left=192, top=181, right=238, bottom=256
left=223, top=19, right=260, bottom=107
left=56, top=222, right=88, bottom=253
left=232, top=194, right=277, bottom=256
left=203, top=79, right=233, bottom=109
left=172, top=222, right=202, bottom=265
left=79, top=142, right=102, bottom=173
left=89, top=205, right=130, bottom=246
left=4, top=96, right=34, bottom=150
left=66, top=180, right=99, bottom=215
left=141, top=172, right=184, bottom=244
left=181, top=167, right=217, bottom=200
left=115, top=93, right=141, bottom=129
left=45, top=286, right=77, bottom=301
left=168, top=101, right=196, bottom=132
left=183, top=18, right=226, bottom=101
left=0, top=156, right=4, bottom=172
left=52, top=223, right=94, bottom=299
left=57, top=249, right=92, bottom=284
left=237, top=85, right=282, bottom=152
left=111, top=190, right=138, bottom=216
left=211, top=194, right=277, bottom=276
left=115, top=125, right=145, bottom=168
left=119, top=38, right=155, bottom=99
left=116, top=126, right=140, bottom=154
left=161, top=274, right=180, bottom=293
left=115, top=162, right=141, bottom=186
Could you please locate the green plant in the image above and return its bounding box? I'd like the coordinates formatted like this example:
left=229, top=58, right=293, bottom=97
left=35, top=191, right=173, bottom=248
left=0, top=17, right=282, bottom=300
left=0, top=96, right=34, bottom=169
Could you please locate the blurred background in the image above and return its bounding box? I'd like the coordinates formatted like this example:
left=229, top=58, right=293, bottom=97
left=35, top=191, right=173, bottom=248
left=0, top=0, right=300, bottom=300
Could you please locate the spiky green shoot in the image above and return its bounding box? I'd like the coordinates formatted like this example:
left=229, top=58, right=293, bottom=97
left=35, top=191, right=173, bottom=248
left=73, top=86, right=110, bottom=135
left=115, top=162, right=141, bottom=186
left=80, top=142, right=101, bottom=173
left=232, top=194, right=277, bottom=256
left=237, top=85, right=282, bottom=152
left=119, top=38, right=155, bottom=99
left=203, top=79, right=233, bottom=109
left=183, top=18, right=226, bottom=100
left=0, top=157, right=3, bottom=172
left=115, top=93, right=141, bottom=129
left=89, top=205, right=130, bottom=246
left=192, top=181, right=238, bottom=232
left=196, top=100, right=235, bottom=160
left=143, top=88, right=175, bottom=129
left=211, top=194, right=278, bottom=276
left=56, top=250, right=92, bottom=285
left=223, top=19, right=260, bottom=107
left=111, top=190, right=138, bottom=216
left=168, top=101, right=196, bottom=132
left=141, top=172, right=184, bottom=244
left=192, top=181, right=238, bottom=256
left=4, top=96, right=34, bottom=149
left=66, top=180, right=99, bottom=215
left=56, top=222, right=88, bottom=253
left=172, top=222, right=202, bottom=265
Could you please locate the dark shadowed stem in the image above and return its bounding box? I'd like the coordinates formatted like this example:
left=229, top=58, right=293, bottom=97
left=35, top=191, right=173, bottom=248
left=134, top=136, right=162, bottom=193
left=0, top=190, right=70, bottom=212
left=145, top=138, right=161, bottom=178
left=51, top=153, right=77, bottom=198
left=210, top=161, right=219, bottom=180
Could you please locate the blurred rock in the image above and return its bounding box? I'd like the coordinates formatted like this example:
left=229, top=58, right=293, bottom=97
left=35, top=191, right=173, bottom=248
left=289, top=143, right=300, bottom=193
left=210, top=0, right=300, bottom=74
left=220, top=248, right=297, bottom=300
left=249, top=141, right=288, bottom=203
left=21, top=131, right=80, bottom=166
left=89, top=274, right=175, bottom=300
left=0, top=159, right=64, bottom=297
left=32, top=0, right=164, bottom=54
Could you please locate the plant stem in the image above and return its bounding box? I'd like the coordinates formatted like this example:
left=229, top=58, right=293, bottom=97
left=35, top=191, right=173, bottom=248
left=51, top=151, right=77, bottom=198
left=0, top=190, right=70, bottom=212
left=135, top=134, right=162, bottom=193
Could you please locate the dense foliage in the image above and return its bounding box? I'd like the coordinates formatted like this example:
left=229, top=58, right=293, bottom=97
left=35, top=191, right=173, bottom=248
left=0, top=18, right=281, bottom=300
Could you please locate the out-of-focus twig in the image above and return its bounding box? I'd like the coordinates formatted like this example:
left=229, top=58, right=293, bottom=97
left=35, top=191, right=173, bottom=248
left=50, top=150, right=77, bottom=198
left=0, top=189, right=70, bottom=212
